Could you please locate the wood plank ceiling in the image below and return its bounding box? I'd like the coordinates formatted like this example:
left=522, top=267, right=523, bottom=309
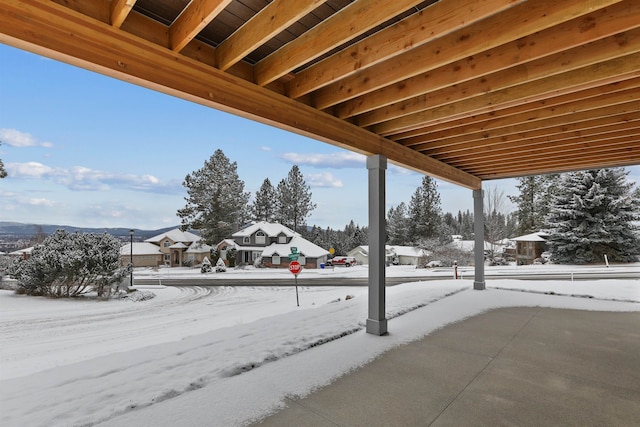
left=1, top=0, right=639, bottom=190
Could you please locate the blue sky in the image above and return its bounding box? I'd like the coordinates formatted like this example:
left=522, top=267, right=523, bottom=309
left=1, top=44, right=638, bottom=231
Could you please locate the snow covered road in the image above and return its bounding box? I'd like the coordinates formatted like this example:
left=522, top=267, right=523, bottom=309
left=0, top=274, right=638, bottom=427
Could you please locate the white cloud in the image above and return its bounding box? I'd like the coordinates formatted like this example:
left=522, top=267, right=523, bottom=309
left=6, top=162, right=183, bottom=194
left=26, top=197, right=55, bottom=207
left=306, top=172, right=344, bottom=188
left=281, top=152, right=365, bottom=169
left=0, top=128, right=54, bottom=148
left=260, top=146, right=272, bottom=152
left=7, top=162, right=55, bottom=177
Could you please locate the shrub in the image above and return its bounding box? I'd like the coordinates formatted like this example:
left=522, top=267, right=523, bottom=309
left=7, top=230, right=128, bottom=298
left=201, top=256, right=212, bottom=273
left=215, top=257, right=226, bottom=272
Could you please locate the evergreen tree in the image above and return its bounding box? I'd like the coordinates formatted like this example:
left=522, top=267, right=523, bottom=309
left=408, top=176, right=442, bottom=243
left=177, top=149, right=250, bottom=245
left=546, top=168, right=640, bottom=264
left=275, top=165, right=316, bottom=232
left=387, top=202, right=409, bottom=245
left=0, top=141, right=6, bottom=178
left=509, top=174, right=560, bottom=235
left=251, top=178, right=277, bottom=222
left=457, top=209, right=474, bottom=239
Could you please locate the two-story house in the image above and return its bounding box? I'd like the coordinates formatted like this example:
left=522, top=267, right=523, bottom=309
left=224, top=221, right=329, bottom=269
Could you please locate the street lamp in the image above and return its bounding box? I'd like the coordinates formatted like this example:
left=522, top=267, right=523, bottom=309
left=129, top=229, right=134, bottom=288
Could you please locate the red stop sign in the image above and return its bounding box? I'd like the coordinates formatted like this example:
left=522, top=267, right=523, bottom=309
left=289, top=260, right=301, bottom=276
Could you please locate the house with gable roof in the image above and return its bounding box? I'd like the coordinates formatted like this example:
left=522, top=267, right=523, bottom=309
left=120, top=228, right=212, bottom=267
left=226, top=221, right=329, bottom=269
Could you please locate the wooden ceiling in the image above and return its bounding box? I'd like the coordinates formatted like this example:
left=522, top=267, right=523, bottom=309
left=1, top=0, right=639, bottom=190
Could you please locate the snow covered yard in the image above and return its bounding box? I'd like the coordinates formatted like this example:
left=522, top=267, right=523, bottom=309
left=0, top=266, right=638, bottom=427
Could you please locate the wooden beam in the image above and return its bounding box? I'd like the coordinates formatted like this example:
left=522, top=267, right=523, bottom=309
left=479, top=153, right=640, bottom=179
left=374, top=53, right=640, bottom=136
left=350, top=0, right=640, bottom=124
left=392, top=77, right=640, bottom=142
left=312, top=0, right=624, bottom=110
left=216, top=0, right=324, bottom=71
left=0, top=0, right=480, bottom=190
left=469, top=146, right=640, bottom=176
left=253, top=0, right=426, bottom=86
left=406, top=88, right=640, bottom=149
left=401, top=95, right=640, bottom=151
left=442, top=130, right=640, bottom=164
left=287, top=0, right=524, bottom=99
left=169, top=0, right=232, bottom=52
left=419, top=112, right=640, bottom=157
left=110, top=0, right=136, bottom=28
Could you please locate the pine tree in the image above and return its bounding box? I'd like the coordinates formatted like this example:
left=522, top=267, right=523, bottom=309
left=509, top=174, right=560, bottom=235
left=546, top=168, right=640, bottom=264
left=408, top=176, right=442, bottom=243
left=177, top=149, right=250, bottom=245
left=251, top=178, right=277, bottom=222
left=275, top=165, right=316, bottom=233
left=387, top=202, right=409, bottom=245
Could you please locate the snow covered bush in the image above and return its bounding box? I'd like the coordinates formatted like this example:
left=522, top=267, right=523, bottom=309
left=201, top=257, right=212, bottom=273
left=7, top=230, right=128, bottom=298
left=215, top=257, right=226, bottom=273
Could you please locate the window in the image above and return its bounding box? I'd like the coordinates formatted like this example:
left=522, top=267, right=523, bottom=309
left=256, top=231, right=266, bottom=244
left=163, top=240, right=171, bottom=247
left=298, top=256, right=306, bottom=265
left=243, top=236, right=250, bottom=244
left=278, top=235, right=287, bottom=244
left=163, top=254, right=170, bottom=262
left=272, top=255, right=281, bottom=265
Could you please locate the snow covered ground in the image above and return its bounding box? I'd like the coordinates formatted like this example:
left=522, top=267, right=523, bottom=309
left=1, top=265, right=638, bottom=427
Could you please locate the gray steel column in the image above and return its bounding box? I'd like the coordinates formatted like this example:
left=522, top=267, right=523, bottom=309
left=473, top=188, right=486, bottom=290
left=366, top=155, right=388, bottom=335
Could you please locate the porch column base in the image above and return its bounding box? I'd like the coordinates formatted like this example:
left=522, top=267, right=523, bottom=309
left=366, top=318, right=388, bottom=336
left=474, top=281, right=486, bottom=290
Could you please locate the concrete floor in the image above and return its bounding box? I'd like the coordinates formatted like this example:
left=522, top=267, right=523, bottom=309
left=255, top=307, right=640, bottom=426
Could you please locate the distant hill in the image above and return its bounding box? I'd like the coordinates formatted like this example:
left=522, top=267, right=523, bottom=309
left=0, top=222, right=180, bottom=241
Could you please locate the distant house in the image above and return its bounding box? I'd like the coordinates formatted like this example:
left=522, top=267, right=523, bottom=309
left=120, top=228, right=211, bottom=267
left=120, top=242, right=163, bottom=267
left=225, top=221, right=329, bottom=269
left=512, top=232, right=549, bottom=265
left=8, top=247, right=33, bottom=260
left=347, top=245, right=429, bottom=266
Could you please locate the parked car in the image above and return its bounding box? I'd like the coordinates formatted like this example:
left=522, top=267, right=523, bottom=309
left=426, top=260, right=443, bottom=268
left=329, top=256, right=357, bottom=267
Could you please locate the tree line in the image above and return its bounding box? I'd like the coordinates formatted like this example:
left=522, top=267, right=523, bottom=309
left=178, top=149, right=639, bottom=264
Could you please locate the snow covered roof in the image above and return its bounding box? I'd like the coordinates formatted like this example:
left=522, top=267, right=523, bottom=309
left=120, top=242, right=163, bottom=256
left=512, top=232, right=549, bottom=242
left=232, top=221, right=296, bottom=238
left=216, top=239, right=238, bottom=249
left=261, top=235, right=329, bottom=258
left=388, top=246, right=429, bottom=258
left=145, top=228, right=201, bottom=244
left=349, top=245, right=429, bottom=258
left=8, top=247, right=34, bottom=256
left=448, top=240, right=494, bottom=252
left=185, top=243, right=212, bottom=253
left=169, top=242, right=188, bottom=249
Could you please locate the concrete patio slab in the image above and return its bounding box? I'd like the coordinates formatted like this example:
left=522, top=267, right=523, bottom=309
left=255, top=308, right=640, bottom=426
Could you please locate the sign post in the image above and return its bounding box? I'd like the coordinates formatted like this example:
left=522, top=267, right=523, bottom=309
left=289, top=260, right=301, bottom=306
